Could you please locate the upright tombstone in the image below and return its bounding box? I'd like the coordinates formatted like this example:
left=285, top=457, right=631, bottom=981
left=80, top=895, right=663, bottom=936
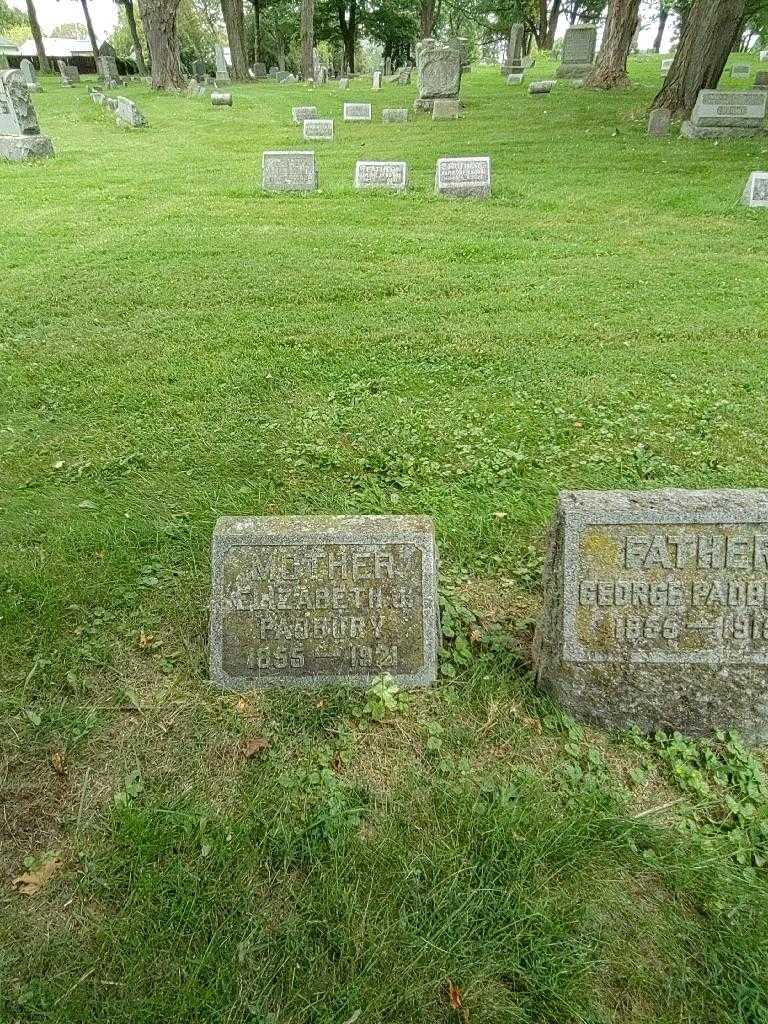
left=292, top=104, right=318, bottom=123
left=502, top=22, right=524, bottom=76
left=435, top=156, right=490, bottom=198
left=209, top=516, right=439, bottom=689
left=262, top=149, right=317, bottom=191
left=372, top=70, right=382, bottom=90
left=0, top=69, right=54, bottom=161
left=116, top=96, right=146, bottom=127
left=432, top=98, right=459, bottom=119
left=761, top=49, right=768, bottom=61
left=252, top=61, right=267, bottom=79
left=338, top=77, right=349, bottom=89
left=215, top=44, right=230, bottom=81
left=343, top=101, right=371, bottom=121
left=269, top=66, right=279, bottom=78
left=681, top=89, right=767, bottom=139
left=303, top=117, right=333, bottom=140
left=382, top=107, right=408, bottom=122
left=58, top=61, right=80, bottom=85
left=661, top=57, right=673, bottom=75
left=755, top=71, right=768, bottom=90
left=19, top=58, right=41, bottom=93
left=193, top=58, right=206, bottom=82
left=355, top=160, right=407, bottom=191
left=0, top=53, right=8, bottom=70
left=98, top=55, right=121, bottom=88
left=534, top=489, right=768, bottom=743
left=415, top=37, right=461, bottom=112
left=555, top=24, right=597, bottom=79
left=731, top=63, right=751, bottom=79
left=647, top=107, right=671, bottom=137
left=742, top=171, right=768, bottom=207
left=398, top=67, right=411, bottom=85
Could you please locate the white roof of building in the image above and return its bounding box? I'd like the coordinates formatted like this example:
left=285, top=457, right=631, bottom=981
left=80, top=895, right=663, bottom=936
left=18, top=37, right=97, bottom=57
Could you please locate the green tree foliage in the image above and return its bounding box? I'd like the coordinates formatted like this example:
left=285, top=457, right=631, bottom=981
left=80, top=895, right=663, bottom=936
left=0, top=0, right=28, bottom=32
left=49, top=21, right=89, bottom=38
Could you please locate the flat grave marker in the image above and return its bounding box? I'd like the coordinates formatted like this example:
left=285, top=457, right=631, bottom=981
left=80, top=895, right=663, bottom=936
left=262, top=149, right=317, bottom=191
left=355, top=159, right=407, bottom=191
left=343, top=101, right=372, bottom=121
left=303, top=117, right=334, bottom=140
left=742, top=170, right=768, bottom=207
left=292, top=105, right=318, bottom=123
left=435, top=155, right=490, bottom=198
left=382, top=107, right=408, bottom=122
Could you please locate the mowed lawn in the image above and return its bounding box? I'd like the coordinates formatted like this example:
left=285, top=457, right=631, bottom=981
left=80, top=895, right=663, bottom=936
left=2, top=55, right=768, bottom=1023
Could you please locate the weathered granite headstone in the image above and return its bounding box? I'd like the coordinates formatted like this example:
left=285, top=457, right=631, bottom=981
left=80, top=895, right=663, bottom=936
left=58, top=61, right=80, bottom=85
left=91, top=89, right=104, bottom=103
left=280, top=73, right=296, bottom=84
left=193, top=58, right=206, bottom=82
left=507, top=73, right=524, bottom=85
left=755, top=71, right=768, bottom=90
left=398, top=67, right=411, bottom=85
left=382, top=107, right=408, bottom=122
left=98, top=55, right=121, bottom=88
left=209, top=515, right=439, bottom=688
left=116, top=96, right=146, bottom=127
left=661, top=58, right=673, bottom=75
left=647, top=108, right=671, bottom=137
left=556, top=24, right=597, bottom=79
left=681, top=89, right=767, bottom=139
left=343, top=101, right=371, bottom=120
left=269, top=66, right=279, bottom=78
left=338, top=77, right=349, bottom=89
left=262, top=149, right=317, bottom=191
left=384, top=57, right=392, bottom=76
left=355, top=159, right=407, bottom=191
left=19, top=58, right=41, bottom=93
left=303, top=117, right=333, bottom=140
left=742, top=171, right=768, bottom=207
left=432, top=98, right=459, bottom=119
left=252, top=61, right=267, bottom=79
left=529, top=80, right=555, bottom=95
left=0, top=69, right=54, bottom=161
left=292, top=104, right=318, bottom=123
left=502, top=22, right=524, bottom=76
left=731, top=63, right=751, bottom=79
left=534, top=489, right=768, bottom=743
left=215, top=44, right=230, bottom=81
left=372, top=70, right=382, bottom=90
left=415, top=37, right=461, bottom=111
left=435, top=156, right=490, bottom=198
left=212, top=91, right=233, bottom=106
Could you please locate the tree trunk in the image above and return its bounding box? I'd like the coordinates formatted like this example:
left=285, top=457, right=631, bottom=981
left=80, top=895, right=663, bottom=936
left=137, top=0, right=186, bottom=89
left=25, top=0, right=50, bottom=73
left=221, top=0, right=249, bottom=79
left=652, top=4, right=667, bottom=51
left=124, top=0, right=147, bottom=75
left=544, top=0, right=561, bottom=48
left=587, top=0, right=640, bottom=88
left=300, top=0, right=314, bottom=79
left=652, top=0, right=745, bottom=115
left=80, top=0, right=100, bottom=66
left=420, top=0, right=436, bottom=38
left=336, top=1, right=356, bottom=72
left=250, top=0, right=260, bottom=61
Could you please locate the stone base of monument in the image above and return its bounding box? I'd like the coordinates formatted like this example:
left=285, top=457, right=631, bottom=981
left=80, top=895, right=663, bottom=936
left=534, top=489, right=768, bottom=744
left=0, top=134, right=54, bottom=161
left=681, top=121, right=765, bottom=140
left=555, top=63, right=594, bottom=79
left=501, top=63, right=524, bottom=76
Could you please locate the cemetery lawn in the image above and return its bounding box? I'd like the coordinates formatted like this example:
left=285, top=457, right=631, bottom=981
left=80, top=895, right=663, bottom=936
left=3, top=55, right=768, bottom=1024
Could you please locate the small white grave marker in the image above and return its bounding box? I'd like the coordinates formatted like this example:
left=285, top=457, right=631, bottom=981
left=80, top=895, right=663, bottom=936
left=742, top=171, right=768, bottom=207
left=355, top=160, right=407, bottom=191
left=435, top=156, right=491, bottom=199
left=343, top=102, right=372, bottom=121
left=303, top=118, right=334, bottom=140
left=262, top=150, right=317, bottom=191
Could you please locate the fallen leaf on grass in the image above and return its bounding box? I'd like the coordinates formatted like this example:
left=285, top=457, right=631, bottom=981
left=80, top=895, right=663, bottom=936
left=241, top=737, right=269, bottom=759
left=50, top=751, right=66, bottom=775
left=446, top=980, right=469, bottom=1022
left=12, top=856, right=64, bottom=896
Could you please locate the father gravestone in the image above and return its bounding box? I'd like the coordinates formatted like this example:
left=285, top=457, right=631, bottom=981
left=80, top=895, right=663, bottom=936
left=435, top=156, right=490, bottom=198
left=415, top=37, right=461, bottom=111
left=209, top=515, right=439, bottom=689
left=681, top=89, right=767, bottom=139
left=0, top=69, right=54, bottom=161
left=556, top=24, right=597, bottom=79
left=262, top=150, right=317, bottom=191
left=535, top=489, right=768, bottom=743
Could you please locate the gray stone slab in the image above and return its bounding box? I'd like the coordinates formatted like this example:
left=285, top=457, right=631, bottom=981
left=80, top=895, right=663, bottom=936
left=215, top=44, right=230, bottom=81
left=0, top=133, right=54, bottom=161
left=20, top=58, right=36, bottom=85
left=681, top=120, right=765, bottom=140
left=556, top=24, right=596, bottom=78
left=689, top=89, right=767, bottom=127
left=343, top=101, right=371, bottom=120
left=372, top=70, right=382, bottom=90
left=209, top=515, right=439, bottom=689
left=506, top=73, right=524, bottom=85
left=116, top=96, right=146, bottom=127
left=534, top=488, right=768, bottom=743
left=742, top=170, right=768, bottom=206
left=647, top=108, right=671, bottom=137
left=731, top=63, right=751, bottom=79
left=414, top=38, right=461, bottom=110
left=435, top=155, right=490, bottom=198
left=303, top=117, right=333, bottom=140
left=755, top=72, right=768, bottom=90
left=661, top=58, right=673, bottom=75
left=355, top=159, right=407, bottom=190
left=382, top=107, right=408, bottom=122
left=432, top=98, right=459, bottom=119
left=292, top=105, right=318, bottom=123
left=338, top=77, right=349, bottom=89
left=262, top=149, right=317, bottom=191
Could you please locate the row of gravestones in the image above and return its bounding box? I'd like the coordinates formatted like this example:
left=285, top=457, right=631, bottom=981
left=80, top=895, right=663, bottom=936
left=261, top=150, right=490, bottom=196
left=289, top=101, right=461, bottom=129
left=210, top=488, right=768, bottom=745
left=90, top=88, right=147, bottom=128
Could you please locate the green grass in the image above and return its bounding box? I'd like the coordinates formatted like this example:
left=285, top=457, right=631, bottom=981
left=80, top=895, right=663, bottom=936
left=2, top=55, right=768, bottom=1023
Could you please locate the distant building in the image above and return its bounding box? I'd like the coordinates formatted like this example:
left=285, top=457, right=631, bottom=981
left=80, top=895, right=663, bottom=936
left=16, top=37, right=99, bottom=74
